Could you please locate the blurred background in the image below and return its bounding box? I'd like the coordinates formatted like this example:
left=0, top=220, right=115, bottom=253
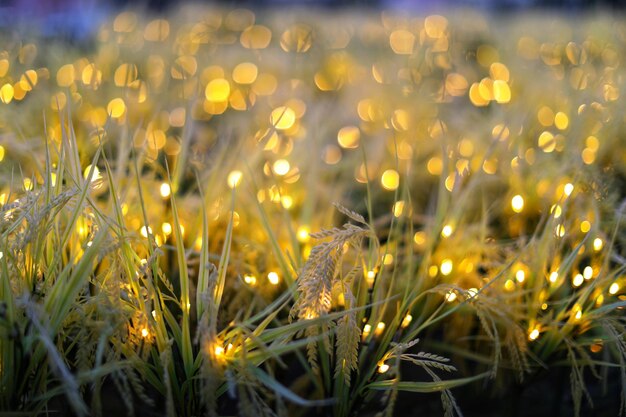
left=1, top=0, right=625, bottom=40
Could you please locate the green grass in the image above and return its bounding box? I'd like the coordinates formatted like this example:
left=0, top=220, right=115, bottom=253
left=0, top=6, right=625, bottom=417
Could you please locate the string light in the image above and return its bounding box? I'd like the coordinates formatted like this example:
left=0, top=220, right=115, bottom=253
left=362, top=324, right=372, bottom=339
left=511, top=195, right=524, bottom=213
left=440, top=259, right=453, bottom=276
left=609, top=283, right=619, bottom=295
left=441, top=224, right=453, bottom=238
left=593, top=238, right=603, bottom=252
left=227, top=170, right=243, bottom=188
left=160, top=183, right=171, bottom=198
left=267, top=271, right=280, bottom=285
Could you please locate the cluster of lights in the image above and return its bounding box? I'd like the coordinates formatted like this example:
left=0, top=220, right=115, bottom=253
left=0, top=9, right=624, bottom=395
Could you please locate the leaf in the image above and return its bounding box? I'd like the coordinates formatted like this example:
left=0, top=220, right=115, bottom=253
left=249, top=366, right=334, bottom=407
left=366, top=372, right=490, bottom=393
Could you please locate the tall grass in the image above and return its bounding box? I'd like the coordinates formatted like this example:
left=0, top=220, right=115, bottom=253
left=0, top=6, right=625, bottom=417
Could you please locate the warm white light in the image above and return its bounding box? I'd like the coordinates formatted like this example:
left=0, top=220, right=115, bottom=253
left=378, top=363, right=389, bottom=373
left=273, top=159, right=290, bottom=176
left=160, top=182, right=171, bottom=198
left=593, top=238, right=603, bottom=252
left=296, top=226, right=310, bottom=242
left=445, top=291, right=457, bottom=302
left=572, top=273, right=584, bottom=287
left=440, top=259, right=453, bottom=276
left=362, top=324, right=372, bottom=338
left=511, top=195, right=524, bottom=213
left=268, top=271, right=280, bottom=285
left=227, top=170, right=243, bottom=188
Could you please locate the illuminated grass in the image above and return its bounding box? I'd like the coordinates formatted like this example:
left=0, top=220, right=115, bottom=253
left=0, top=6, right=625, bottom=417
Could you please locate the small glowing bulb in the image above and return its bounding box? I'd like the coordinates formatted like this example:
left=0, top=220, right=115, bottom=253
left=441, top=224, right=453, bottom=238
left=83, top=165, right=102, bottom=183
left=244, top=275, right=257, bottom=286
left=549, top=271, right=559, bottom=283
left=214, top=345, right=225, bottom=356
left=609, top=283, right=619, bottom=295
left=445, top=291, right=457, bottom=302
left=511, top=194, right=524, bottom=213
left=555, top=224, right=565, bottom=238
left=268, top=271, right=280, bottom=285
left=467, top=288, right=478, bottom=298
left=162, top=222, right=172, bottom=235
left=393, top=200, right=405, bottom=217
left=541, top=303, right=548, bottom=310
left=273, top=159, right=290, bottom=176
left=296, top=226, right=310, bottom=243
left=564, top=183, right=574, bottom=197
left=593, top=238, right=603, bottom=252
left=413, top=231, right=426, bottom=246
left=380, top=169, right=400, bottom=191
left=378, top=363, right=390, bottom=373
left=375, top=322, right=386, bottom=335
left=515, top=269, right=526, bottom=283
left=366, top=270, right=376, bottom=286
left=140, top=226, right=152, bottom=238
left=528, top=328, right=540, bottom=341
left=227, top=170, right=243, bottom=188
left=141, top=328, right=149, bottom=338
left=160, top=182, right=171, bottom=198
left=270, top=106, right=296, bottom=130
left=281, top=196, right=293, bottom=209
left=596, top=294, right=604, bottom=306
left=574, top=310, right=582, bottom=320
left=23, top=178, right=33, bottom=191
left=580, top=220, right=591, bottom=233
left=401, top=314, right=412, bottom=328
left=362, top=324, right=372, bottom=338
left=583, top=266, right=593, bottom=280
left=504, top=279, right=515, bottom=291
left=428, top=265, right=439, bottom=277
left=572, top=273, right=584, bottom=287
left=440, top=259, right=453, bottom=276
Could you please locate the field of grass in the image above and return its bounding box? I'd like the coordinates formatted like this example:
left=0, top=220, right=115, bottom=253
left=0, top=5, right=625, bottom=416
